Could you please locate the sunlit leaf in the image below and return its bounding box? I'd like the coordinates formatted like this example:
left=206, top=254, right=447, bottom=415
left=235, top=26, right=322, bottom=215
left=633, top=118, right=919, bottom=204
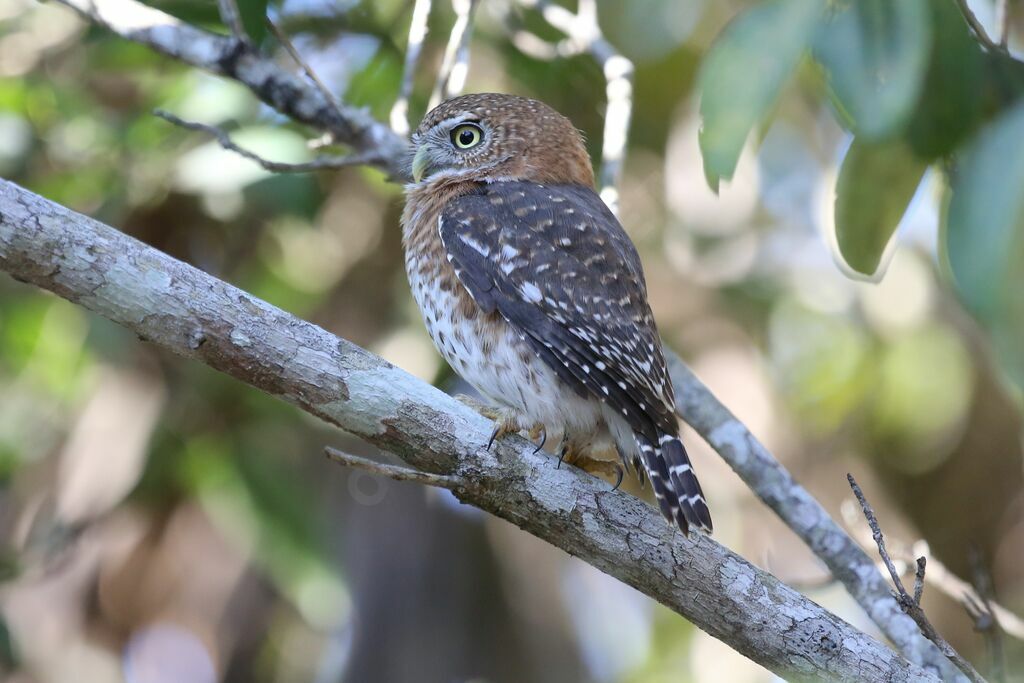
left=813, top=0, right=930, bottom=139
left=834, top=138, right=927, bottom=277
left=946, top=102, right=1024, bottom=391
left=697, top=0, right=825, bottom=191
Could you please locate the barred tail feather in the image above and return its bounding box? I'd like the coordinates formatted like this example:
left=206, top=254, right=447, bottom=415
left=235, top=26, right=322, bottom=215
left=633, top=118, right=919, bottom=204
left=635, top=432, right=712, bottom=535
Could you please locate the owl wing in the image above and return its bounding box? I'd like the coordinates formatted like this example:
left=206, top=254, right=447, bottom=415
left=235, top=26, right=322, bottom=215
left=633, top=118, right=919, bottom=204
left=438, top=181, right=676, bottom=442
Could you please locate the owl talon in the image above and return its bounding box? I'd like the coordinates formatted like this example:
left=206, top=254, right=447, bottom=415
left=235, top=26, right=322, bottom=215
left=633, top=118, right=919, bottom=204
left=531, top=425, right=547, bottom=453
left=611, top=465, right=625, bottom=491
left=486, top=413, right=521, bottom=450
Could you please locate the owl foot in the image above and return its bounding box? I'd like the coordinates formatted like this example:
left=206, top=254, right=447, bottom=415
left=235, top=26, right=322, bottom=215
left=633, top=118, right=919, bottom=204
left=455, top=394, right=501, bottom=420
left=452, top=396, right=546, bottom=452
left=571, top=456, right=625, bottom=490
left=556, top=441, right=624, bottom=489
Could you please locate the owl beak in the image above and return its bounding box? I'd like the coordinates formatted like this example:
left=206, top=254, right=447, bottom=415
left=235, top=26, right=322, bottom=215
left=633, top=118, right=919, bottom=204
left=411, top=145, right=434, bottom=183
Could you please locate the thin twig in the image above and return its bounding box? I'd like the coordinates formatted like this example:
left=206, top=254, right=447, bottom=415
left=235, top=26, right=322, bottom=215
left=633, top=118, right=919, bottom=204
left=265, top=17, right=349, bottom=141
left=955, top=0, right=1003, bottom=52
left=217, top=0, right=247, bottom=43
left=323, top=447, right=464, bottom=489
left=996, top=0, right=1012, bottom=48
left=967, top=547, right=1006, bottom=683
left=154, top=110, right=383, bottom=172
left=429, top=0, right=480, bottom=108
left=847, top=474, right=906, bottom=594
left=847, top=474, right=988, bottom=683
left=514, top=0, right=633, bottom=216
left=841, top=502, right=1024, bottom=644
left=390, top=0, right=433, bottom=136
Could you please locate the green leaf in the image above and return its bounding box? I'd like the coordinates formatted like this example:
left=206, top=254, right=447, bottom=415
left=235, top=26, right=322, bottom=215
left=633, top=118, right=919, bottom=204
left=834, top=138, right=927, bottom=276
left=237, top=0, right=270, bottom=45
left=813, top=0, right=931, bottom=139
left=946, top=102, right=1024, bottom=392
left=697, top=0, right=826, bottom=191
left=905, top=0, right=985, bottom=158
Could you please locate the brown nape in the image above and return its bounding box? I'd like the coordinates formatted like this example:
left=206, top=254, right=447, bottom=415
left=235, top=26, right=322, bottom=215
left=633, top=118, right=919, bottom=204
left=419, top=93, right=596, bottom=188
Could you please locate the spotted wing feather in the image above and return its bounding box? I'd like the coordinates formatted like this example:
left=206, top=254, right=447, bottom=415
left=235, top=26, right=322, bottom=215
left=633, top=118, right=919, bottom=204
left=438, top=182, right=714, bottom=534
left=439, top=182, right=673, bottom=434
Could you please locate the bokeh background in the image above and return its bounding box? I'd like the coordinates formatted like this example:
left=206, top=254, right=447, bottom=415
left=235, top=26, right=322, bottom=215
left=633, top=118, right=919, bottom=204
left=0, top=0, right=1022, bottom=681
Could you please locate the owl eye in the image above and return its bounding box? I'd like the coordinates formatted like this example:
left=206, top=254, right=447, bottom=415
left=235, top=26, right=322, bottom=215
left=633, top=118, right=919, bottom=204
left=451, top=123, right=483, bottom=150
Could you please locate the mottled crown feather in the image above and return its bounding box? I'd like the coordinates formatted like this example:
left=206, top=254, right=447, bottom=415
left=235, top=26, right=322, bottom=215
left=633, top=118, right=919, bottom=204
left=412, top=93, right=595, bottom=187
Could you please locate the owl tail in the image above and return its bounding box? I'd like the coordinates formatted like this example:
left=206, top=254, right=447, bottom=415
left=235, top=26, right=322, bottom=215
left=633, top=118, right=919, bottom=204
left=635, top=432, right=713, bottom=536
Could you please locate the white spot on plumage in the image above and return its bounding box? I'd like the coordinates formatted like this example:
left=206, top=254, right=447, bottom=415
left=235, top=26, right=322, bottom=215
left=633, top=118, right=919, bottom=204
left=460, top=233, right=491, bottom=257
left=520, top=282, right=544, bottom=305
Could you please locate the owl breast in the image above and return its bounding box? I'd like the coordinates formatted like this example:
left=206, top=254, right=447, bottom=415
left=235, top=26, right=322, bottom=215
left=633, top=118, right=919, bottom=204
left=402, top=217, right=604, bottom=440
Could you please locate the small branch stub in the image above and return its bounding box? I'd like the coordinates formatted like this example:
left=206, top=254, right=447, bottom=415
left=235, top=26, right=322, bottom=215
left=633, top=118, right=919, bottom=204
left=323, top=446, right=465, bottom=491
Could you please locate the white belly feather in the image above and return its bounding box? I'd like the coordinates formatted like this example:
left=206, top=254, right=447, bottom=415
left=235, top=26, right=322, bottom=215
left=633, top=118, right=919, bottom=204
left=405, top=251, right=607, bottom=442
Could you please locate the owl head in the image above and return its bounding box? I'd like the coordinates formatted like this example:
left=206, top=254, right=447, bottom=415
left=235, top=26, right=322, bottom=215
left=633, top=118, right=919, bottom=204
left=408, top=93, right=595, bottom=187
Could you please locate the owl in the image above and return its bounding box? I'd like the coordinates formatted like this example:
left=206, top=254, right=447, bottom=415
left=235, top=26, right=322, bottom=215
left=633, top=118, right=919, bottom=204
left=401, top=93, right=712, bottom=535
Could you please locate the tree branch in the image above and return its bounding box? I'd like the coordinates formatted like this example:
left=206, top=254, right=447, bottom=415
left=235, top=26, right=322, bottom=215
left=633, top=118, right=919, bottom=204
left=667, top=358, right=966, bottom=681
left=0, top=178, right=939, bottom=682
left=515, top=0, right=633, bottom=214
left=52, top=0, right=410, bottom=179
left=154, top=110, right=383, bottom=172
left=390, top=0, right=434, bottom=136
left=429, top=0, right=481, bottom=109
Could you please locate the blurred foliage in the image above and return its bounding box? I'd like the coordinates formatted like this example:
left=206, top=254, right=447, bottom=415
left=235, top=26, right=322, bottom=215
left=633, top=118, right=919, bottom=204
left=698, top=0, right=1024, bottom=402
left=0, top=0, right=1022, bottom=681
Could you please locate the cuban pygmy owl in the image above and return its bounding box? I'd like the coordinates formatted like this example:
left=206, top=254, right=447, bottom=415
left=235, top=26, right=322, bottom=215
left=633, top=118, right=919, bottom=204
left=401, top=93, right=712, bottom=534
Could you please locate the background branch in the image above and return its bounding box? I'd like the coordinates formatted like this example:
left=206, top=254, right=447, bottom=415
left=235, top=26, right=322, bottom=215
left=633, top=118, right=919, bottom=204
left=515, top=0, right=633, bottom=214
left=53, top=0, right=410, bottom=178
left=0, top=179, right=939, bottom=683
left=216, top=0, right=247, bottom=43
left=390, top=0, right=434, bottom=135
left=154, top=110, right=385, bottom=172
left=430, top=0, right=481, bottom=108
